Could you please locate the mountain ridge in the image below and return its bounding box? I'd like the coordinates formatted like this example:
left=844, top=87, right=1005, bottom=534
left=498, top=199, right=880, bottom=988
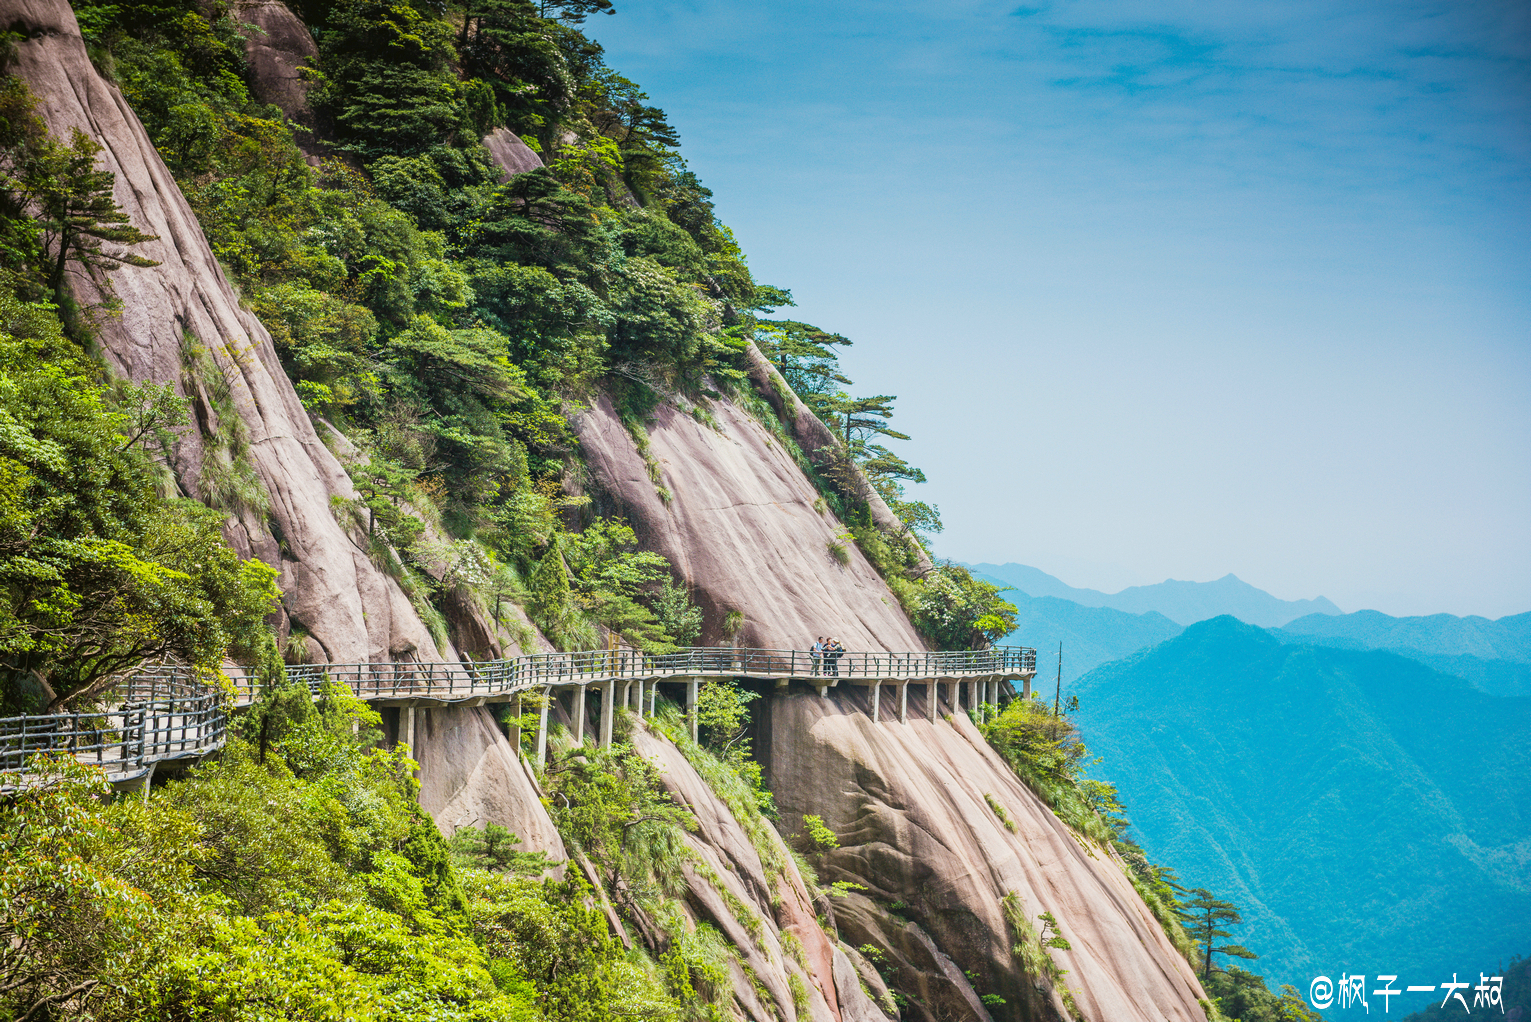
left=1072, top=616, right=1531, bottom=1009
left=968, top=562, right=1343, bottom=627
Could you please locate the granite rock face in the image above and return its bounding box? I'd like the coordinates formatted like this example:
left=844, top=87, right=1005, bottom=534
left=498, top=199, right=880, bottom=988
left=482, top=126, right=545, bottom=179
left=764, top=687, right=1209, bottom=1022
left=3, top=0, right=447, bottom=666
left=233, top=0, right=322, bottom=158
left=415, top=703, right=566, bottom=864
left=575, top=392, right=927, bottom=652
left=630, top=726, right=887, bottom=1022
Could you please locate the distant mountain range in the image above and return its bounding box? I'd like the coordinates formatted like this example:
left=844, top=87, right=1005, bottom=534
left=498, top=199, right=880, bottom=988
left=1073, top=617, right=1531, bottom=1012
left=968, top=562, right=1343, bottom=627
left=1277, top=609, right=1531, bottom=697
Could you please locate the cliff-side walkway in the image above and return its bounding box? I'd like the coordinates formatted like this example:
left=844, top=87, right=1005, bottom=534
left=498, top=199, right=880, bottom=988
left=1, top=645, right=1036, bottom=788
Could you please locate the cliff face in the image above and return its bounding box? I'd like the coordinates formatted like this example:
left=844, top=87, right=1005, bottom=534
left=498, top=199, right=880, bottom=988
left=576, top=392, right=927, bottom=652
left=763, top=689, right=1209, bottom=1022
left=629, top=726, right=888, bottom=1022
left=5, top=0, right=442, bottom=667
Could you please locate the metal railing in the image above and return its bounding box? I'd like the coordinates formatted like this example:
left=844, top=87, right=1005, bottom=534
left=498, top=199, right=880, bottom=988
left=1, top=644, right=1034, bottom=780
left=1, top=689, right=226, bottom=784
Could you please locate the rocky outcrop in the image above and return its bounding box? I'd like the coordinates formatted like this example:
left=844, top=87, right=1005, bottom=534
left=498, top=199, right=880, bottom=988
left=416, top=703, right=566, bottom=864
left=743, top=341, right=933, bottom=577
left=233, top=0, right=322, bottom=158
left=5, top=0, right=445, bottom=666
left=575, top=392, right=927, bottom=651
left=763, top=688, right=1209, bottom=1022
left=630, top=725, right=887, bottom=1022
left=483, top=126, right=544, bottom=179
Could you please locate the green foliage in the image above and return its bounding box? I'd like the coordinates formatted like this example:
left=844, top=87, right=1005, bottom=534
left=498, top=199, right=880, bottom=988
left=984, top=792, right=1017, bottom=833
left=1183, top=888, right=1259, bottom=981
left=913, top=562, right=1018, bottom=651
left=449, top=823, right=555, bottom=877
left=802, top=814, right=839, bottom=852
left=543, top=742, right=695, bottom=916
left=0, top=289, right=280, bottom=713
left=0, top=76, right=159, bottom=308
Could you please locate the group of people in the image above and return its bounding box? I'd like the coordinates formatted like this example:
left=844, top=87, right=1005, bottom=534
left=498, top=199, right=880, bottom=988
left=810, top=636, right=847, bottom=676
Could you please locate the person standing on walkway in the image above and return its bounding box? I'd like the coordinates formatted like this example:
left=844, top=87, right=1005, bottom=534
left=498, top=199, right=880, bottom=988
left=827, top=637, right=844, bottom=677
left=811, top=637, right=825, bottom=676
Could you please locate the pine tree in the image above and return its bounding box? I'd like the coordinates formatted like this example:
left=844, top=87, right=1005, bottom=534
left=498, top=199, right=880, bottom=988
left=1182, top=888, right=1259, bottom=980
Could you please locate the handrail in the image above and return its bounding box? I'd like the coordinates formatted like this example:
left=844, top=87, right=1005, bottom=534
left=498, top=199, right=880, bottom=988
left=0, top=644, right=1035, bottom=780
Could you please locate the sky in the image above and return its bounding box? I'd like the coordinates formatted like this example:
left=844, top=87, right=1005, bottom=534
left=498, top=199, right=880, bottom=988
left=590, top=0, right=1531, bottom=619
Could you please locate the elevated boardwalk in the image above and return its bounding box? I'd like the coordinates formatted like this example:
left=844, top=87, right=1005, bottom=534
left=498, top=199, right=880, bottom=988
left=1, top=645, right=1036, bottom=789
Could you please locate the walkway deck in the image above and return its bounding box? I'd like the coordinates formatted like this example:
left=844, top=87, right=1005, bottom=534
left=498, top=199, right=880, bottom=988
left=1, top=645, right=1036, bottom=788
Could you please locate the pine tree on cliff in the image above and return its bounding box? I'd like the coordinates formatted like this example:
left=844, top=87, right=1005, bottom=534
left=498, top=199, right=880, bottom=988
left=31, top=129, right=159, bottom=307
left=529, top=532, right=573, bottom=634
left=1183, top=888, right=1259, bottom=980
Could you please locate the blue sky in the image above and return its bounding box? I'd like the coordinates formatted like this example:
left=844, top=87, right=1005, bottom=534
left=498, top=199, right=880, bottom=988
left=592, top=0, right=1531, bottom=618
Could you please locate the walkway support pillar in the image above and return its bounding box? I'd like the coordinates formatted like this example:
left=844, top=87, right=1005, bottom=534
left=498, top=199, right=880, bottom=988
left=1022, top=677, right=1032, bottom=701
left=899, top=682, right=908, bottom=724
left=573, top=685, right=586, bottom=745
left=509, top=692, right=522, bottom=755
left=648, top=679, right=657, bottom=717
left=536, top=687, right=550, bottom=766
left=687, top=677, right=699, bottom=743
left=871, top=682, right=880, bottom=723
left=951, top=680, right=961, bottom=715
left=600, top=679, right=615, bottom=748
left=970, top=680, right=980, bottom=713
left=928, top=680, right=938, bottom=722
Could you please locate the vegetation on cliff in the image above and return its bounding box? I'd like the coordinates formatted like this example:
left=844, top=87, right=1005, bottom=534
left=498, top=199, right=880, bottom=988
left=53, top=0, right=1011, bottom=657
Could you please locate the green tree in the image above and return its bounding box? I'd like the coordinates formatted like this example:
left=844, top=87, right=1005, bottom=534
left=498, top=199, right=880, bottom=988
left=1183, top=888, right=1259, bottom=980
left=0, top=303, right=280, bottom=712
left=913, top=563, right=1018, bottom=651
left=30, top=128, right=160, bottom=305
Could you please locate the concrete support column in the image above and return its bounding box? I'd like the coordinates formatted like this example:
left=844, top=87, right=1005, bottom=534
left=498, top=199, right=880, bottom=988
left=536, top=687, right=550, bottom=766
left=871, top=682, right=881, bottom=723
left=950, top=680, right=961, bottom=715
left=648, top=679, right=657, bottom=717
left=509, top=692, right=522, bottom=755
left=1022, top=677, right=1032, bottom=701
left=600, top=679, right=615, bottom=748
left=899, top=682, right=908, bottom=724
left=928, top=680, right=938, bottom=722
left=818, top=684, right=828, bottom=697
left=633, top=679, right=644, bottom=719
left=970, top=680, right=980, bottom=712
left=686, top=677, right=699, bottom=743
left=573, top=685, right=586, bottom=745
left=404, top=706, right=420, bottom=777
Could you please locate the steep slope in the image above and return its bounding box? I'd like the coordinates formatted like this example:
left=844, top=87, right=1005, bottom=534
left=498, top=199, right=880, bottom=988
left=971, top=563, right=1341, bottom=627
left=6, top=0, right=568, bottom=861
left=762, top=688, right=1208, bottom=1022
left=6, top=0, right=443, bottom=666
left=576, top=391, right=926, bottom=651
left=629, top=725, right=887, bottom=1022
left=1073, top=617, right=1531, bottom=1003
